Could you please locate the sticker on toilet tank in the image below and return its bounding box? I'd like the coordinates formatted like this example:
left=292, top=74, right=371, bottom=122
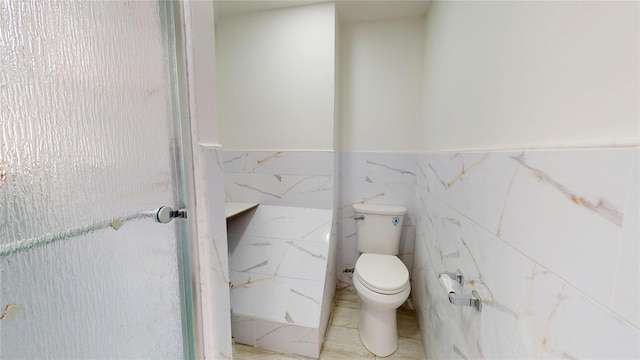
left=392, top=217, right=400, bottom=226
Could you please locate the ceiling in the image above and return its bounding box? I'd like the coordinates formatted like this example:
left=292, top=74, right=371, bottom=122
left=213, top=1, right=431, bottom=22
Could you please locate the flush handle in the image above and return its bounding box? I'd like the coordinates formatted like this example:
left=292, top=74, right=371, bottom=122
left=354, top=215, right=365, bottom=221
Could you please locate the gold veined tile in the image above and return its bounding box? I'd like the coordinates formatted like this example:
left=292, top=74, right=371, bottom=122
left=333, top=288, right=361, bottom=309
left=397, top=308, right=421, bottom=340
left=319, top=341, right=376, bottom=360
left=377, top=337, right=426, bottom=360
left=330, top=306, right=360, bottom=329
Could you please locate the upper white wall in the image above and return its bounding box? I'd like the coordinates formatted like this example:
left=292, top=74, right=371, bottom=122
left=215, top=3, right=335, bottom=151
left=420, top=1, right=640, bottom=151
left=187, top=1, right=218, bottom=145
left=339, top=18, right=424, bottom=152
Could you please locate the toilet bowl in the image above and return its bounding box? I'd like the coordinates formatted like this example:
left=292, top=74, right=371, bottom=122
left=353, top=253, right=410, bottom=357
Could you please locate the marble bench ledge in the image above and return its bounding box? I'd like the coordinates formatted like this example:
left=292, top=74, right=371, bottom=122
left=225, top=202, right=259, bottom=222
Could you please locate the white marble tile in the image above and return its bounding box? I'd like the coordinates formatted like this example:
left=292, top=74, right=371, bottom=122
left=254, top=321, right=320, bottom=358
left=516, top=264, right=640, bottom=359
left=414, top=148, right=640, bottom=360
left=422, top=261, right=455, bottom=360
left=399, top=225, right=415, bottom=274
left=203, top=146, right=233, bottom=359
left=412, top=228, right=451, bottom=360
left=458, top=232, right=531, bottom=354
left=229, top=235, right=328, bottom=280
left=319, top=234, right=338, bottom=339
left=337, top=208, right=357, bottom=235
left=228, top=205, right=332, bottom=243
left=269, top=239, right=329, bottom=281
left=230, top=272, right=289, bottom=322
left=225, top=173, right=281, bottom=203
left=228, top=234, right=272, bottom=274
left=612, top=150, right=640, bottom=327
left=285, top=278, right=324, bottom=327
left=336, top=235, right=359, bottom=285
left=477, top=331, right=519, bottom=360
left=363, top=153, right=418, bottom=185
left=424, top=199, right=464, bottom=274
left=269, top=174, right=332, bottom=210
left=340, top=153, right=418, bottom=218
left=225, top=173, right=334, bottom=209
left=423, top=193, right=533, bottom=354
left=222, top=151, right=337, bottom=357
left=223, top=150, right=334, bottom=176
left=231, top=315, right=255, bottom=346
left=340, top=153, right=418, bottom=183
left=411, top=230, right=428, bottom=295
left=499, top=149, right=635, bottom=306
left=227, top=204, right=334, bottom=357
left=421, top=151, right=518, bottom=234
left=222, top=151, right=253, bottom=173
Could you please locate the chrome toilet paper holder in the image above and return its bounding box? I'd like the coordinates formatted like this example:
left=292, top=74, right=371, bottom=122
left=438, top=269, right=482, bottom=312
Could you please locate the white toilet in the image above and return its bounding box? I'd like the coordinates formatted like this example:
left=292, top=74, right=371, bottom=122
left=352, top=204, right=411, bottom=357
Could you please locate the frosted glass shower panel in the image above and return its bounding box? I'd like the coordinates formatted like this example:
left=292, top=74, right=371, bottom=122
left=0, top=1, right=189, bottom=358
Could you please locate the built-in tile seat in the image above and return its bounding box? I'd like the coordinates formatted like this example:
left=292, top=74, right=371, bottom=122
left=227, top=205, right=334, bottom=358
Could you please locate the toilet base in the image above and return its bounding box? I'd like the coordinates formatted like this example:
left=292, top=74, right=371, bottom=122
left=359, top=303, right=399, bottom=357
left=353, top=274, right=411, bottom=357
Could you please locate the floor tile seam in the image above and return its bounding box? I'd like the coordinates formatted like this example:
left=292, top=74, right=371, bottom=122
left=398, top=334, right=422, bottom=341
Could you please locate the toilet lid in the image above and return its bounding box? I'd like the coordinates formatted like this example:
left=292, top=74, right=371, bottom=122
left=355, top=254, right=409, bottom=294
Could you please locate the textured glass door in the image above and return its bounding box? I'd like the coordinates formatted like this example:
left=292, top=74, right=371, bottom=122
left=0, top=1, right=193, bottom=358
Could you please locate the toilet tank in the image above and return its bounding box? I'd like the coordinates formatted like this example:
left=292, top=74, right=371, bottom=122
left=353, top=204, right=407, bottom=255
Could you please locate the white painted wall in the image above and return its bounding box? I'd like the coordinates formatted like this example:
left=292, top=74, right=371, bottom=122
left=215, top=3, right=335, bottom=151
left=188, top=0, right=218, bottom=145
left=420, top=1, right=639, bottom=151
left=338, top=19, right=424, bottom=152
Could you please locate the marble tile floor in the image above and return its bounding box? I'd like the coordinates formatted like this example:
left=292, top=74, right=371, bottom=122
left=233, top=286, right=427, bottom=359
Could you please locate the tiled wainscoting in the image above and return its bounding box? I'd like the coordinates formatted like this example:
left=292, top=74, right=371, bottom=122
left=203, top=145, right=234, bottom=358
left=412, top=148, right=639, bottom=359
left=228, top=205, right=334, bottom=358
left=222, top=148, right=639, bottom=358
left=223, top=150, right=339, bottom=358
left=223, top=151, right=335, bottom=209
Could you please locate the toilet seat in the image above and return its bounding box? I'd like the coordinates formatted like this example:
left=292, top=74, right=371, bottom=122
left=354, top=253, right=409, bottom=295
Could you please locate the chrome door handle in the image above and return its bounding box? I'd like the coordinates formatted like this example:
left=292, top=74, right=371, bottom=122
left=156, top=206, right=188, bottom=223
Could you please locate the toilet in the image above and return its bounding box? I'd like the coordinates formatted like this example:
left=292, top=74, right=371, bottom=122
left=352, top=204, right=411, bottom=357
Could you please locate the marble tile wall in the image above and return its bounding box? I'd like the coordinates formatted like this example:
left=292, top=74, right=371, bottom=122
left=223, top=151, right=335, bottom=209
left=412, top=148, right=640, bottom=359
left=337, top=153, right=418, bottom=286
left=223, top=150, right=338, bottom=358
left=228, top=205, right=333, bottom=358
left=202, top=146, right=233, bottom=359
